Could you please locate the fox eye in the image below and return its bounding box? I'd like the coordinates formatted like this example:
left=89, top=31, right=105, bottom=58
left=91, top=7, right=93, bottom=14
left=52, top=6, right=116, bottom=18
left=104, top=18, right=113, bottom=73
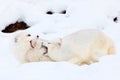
left=27, top=34, right=31, bottom=37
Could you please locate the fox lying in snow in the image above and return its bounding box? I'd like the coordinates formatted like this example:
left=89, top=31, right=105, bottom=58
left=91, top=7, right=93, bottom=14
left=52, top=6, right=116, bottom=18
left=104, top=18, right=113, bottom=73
left=44, top=29, right=116, bottom=65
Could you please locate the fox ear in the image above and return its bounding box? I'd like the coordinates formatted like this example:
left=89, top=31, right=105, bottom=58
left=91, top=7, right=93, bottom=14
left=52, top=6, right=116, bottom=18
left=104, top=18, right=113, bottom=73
left=57, top=38, right=62, bottom=46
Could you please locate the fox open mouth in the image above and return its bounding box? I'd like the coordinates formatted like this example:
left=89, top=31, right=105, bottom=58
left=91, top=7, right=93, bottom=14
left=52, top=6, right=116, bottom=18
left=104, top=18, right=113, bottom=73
left=30, top=40, right=34, bottom=48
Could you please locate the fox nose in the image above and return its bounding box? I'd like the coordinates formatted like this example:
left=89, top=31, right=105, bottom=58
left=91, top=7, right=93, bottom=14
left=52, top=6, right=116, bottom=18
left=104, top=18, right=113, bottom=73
left=37, top=35, right=39, bottom=38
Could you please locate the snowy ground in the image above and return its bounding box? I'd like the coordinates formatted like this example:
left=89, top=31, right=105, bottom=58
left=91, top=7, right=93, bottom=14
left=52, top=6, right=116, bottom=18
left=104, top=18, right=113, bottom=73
left=0, top=0, right=120, bottom=80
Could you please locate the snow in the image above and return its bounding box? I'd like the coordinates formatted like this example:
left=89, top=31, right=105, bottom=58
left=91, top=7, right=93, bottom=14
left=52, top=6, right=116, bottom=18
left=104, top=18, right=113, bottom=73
left=0, top=0, right=120, bottom=80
